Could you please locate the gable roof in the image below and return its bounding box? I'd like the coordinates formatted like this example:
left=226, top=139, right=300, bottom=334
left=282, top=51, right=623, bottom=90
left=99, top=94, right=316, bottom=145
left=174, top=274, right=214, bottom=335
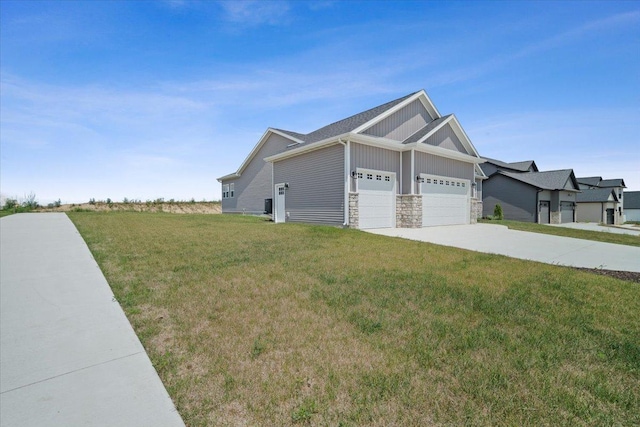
left=576, top=188, right=618, bottom=203
left=624, top=191, right=640, bottom=209
left=220, top=89, right=484, bottom=180
left=576, top=176, right=602, bottom=187
left=598, top=178, right=626, bottom=188
left=499, top=169, right=580, bottom=191
left=483, top=157, right=538, bottom=173
left=402, top=115, right=452, bottom=144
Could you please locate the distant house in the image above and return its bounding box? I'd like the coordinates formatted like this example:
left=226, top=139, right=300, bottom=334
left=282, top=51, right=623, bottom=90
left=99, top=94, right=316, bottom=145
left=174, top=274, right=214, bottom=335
left=575, top=188, right=620, bottom=224
left=623, top=191, right=640, bottom=222
left=218, top=90, right=487, bottom=229
left=481, top=165, right=580, bottom=223
left=575, top=176, right=626, bottom=224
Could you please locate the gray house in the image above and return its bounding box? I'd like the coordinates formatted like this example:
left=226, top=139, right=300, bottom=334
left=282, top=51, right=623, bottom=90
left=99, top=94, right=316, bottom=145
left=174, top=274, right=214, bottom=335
left=576, top=176, right=626, bottom=224
left=218, top=90, right=487, bottom=229
left=624, top=191, right=640, bottom=222
left=481, top=167, right=580, bottom=223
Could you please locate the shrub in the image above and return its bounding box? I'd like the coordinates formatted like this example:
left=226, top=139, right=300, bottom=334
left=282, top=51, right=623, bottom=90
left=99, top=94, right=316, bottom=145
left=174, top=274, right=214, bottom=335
left=54, top=199, right=61, bottom=208
left=493, top=203, right=504, bottom=220
left=22, top=192, right=39, bottom=209
left=3, top=198, right=18, bottom=210
left=89, top=198, right=96, bottom=205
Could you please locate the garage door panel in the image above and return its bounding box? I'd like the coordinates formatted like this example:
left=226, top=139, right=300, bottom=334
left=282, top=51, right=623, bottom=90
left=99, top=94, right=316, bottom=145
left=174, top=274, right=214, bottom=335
left=358, top=169, right=396, bottom=229
left=421, top=174, right=469, bottom=227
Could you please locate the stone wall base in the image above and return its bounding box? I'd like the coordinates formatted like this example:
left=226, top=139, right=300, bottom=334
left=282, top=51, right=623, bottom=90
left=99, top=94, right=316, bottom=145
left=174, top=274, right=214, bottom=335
left=348, top=193, right=359, bottom=229
left=471, top=199, right=482, bottom=224
left=396, top=195, right=422, bottom=228
left=550, top=211, right=561, bottom=224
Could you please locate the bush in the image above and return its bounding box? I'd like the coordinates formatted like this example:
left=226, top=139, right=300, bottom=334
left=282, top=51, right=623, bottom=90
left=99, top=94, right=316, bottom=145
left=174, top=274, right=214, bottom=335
left=3, top=198, right=18, bottom=210
left=493, top=203, right=504, bottom=220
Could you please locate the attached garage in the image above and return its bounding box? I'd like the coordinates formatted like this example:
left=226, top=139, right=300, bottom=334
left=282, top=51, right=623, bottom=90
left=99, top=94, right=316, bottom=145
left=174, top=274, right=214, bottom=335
left=560, top=202, right=575, bottom=223
left=421, top=173, right=470, bottom=226
left=357, top=169, right=396, bottom=229
left=539, top=201, right=550, bottom=224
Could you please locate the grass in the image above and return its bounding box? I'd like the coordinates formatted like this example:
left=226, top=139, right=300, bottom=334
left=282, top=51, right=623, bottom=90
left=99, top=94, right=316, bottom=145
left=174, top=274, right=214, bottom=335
left=68, top=212, right=640, bottom=426
left=480, top=219, right=640, bottom=247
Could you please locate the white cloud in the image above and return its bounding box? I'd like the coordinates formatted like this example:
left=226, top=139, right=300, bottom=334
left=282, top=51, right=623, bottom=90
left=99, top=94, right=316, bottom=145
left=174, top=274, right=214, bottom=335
left=218, top=0, right=291, bottom=26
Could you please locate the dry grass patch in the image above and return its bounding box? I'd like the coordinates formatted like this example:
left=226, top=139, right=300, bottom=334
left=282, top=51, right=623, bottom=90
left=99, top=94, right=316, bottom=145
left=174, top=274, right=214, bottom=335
left=70, top=212, right=640, bottom=426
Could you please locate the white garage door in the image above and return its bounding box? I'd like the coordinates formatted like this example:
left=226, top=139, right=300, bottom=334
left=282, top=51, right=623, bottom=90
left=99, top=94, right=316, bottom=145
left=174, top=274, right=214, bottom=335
left=358, top=169, right=396, bottom=229
left=421, top=174, right=470, bottom=226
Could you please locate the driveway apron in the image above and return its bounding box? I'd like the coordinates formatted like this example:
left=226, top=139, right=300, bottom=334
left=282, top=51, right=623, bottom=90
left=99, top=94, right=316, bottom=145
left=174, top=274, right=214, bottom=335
left=0, top=213, right=184, bottom=427
left=367, top=223, right=640, bottom=272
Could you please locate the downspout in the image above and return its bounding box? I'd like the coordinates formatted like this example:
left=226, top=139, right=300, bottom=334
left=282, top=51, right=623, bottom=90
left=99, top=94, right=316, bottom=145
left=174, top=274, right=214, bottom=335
left=338, top=138, right=349, bottom=227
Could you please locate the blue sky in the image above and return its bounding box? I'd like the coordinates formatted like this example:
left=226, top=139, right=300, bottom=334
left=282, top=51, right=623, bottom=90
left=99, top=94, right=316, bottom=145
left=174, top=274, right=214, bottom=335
left=1, top=0, right=639, bottom=204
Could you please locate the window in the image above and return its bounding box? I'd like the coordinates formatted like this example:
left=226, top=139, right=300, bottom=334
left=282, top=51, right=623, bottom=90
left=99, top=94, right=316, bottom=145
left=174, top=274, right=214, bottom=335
left=376, top=175, right=382, bottom=181
left=456, top=182, right=460, bottom=187
left=278, top=187, right=285, bottom=195
left=446, top=181, right=450, bottom=186
left=426, top=178, right=431, bottom=184
left=229, top=183, right=234, bottom=198
left=461, top=183, right=465, bottom=187
left=357, top=172, right=363, bottom=179
left=222, top=184, right=229, bottom=199
left=367, top=174, right=373, bottom=180
left=385, top=176, right=390, bottom=182
left=439, top=180, right=443, bottom=185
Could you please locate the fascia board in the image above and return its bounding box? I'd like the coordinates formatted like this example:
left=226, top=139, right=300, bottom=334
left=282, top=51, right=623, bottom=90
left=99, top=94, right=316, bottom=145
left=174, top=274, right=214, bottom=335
left=235, top=128, right=304, bottom=175
left=449, top=115, right=481, bottom=158
left=217, top=173, right=240, bottom=182
left=264, top=133, right=350, bottom=162
left=414, top=115, right=453, bottom=144
left=351, top=91, right=428, bottom=135
left=409, top=141, right=485, bottom=164
left=475, top=164, right=488, bottom=179
left=417, top=89, right=442, bottom=119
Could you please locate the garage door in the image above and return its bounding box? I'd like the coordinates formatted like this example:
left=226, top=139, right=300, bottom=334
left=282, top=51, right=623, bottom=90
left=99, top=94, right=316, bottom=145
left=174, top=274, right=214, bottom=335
left=560, top=202, right=574, bottom=223
left=539, top=201, right=550, bottom=224
left=357, top=169, right=396, bottom=229
left=421, top=174, right=469, bottom=226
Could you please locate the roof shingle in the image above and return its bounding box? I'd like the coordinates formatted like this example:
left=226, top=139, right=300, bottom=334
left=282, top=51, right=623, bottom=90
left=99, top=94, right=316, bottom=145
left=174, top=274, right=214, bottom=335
left=499, top=169, right=578, bottom=191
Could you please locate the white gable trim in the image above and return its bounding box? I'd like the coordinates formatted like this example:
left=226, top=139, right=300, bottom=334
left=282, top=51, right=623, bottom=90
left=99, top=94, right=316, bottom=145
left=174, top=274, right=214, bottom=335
left=351, top=90, right=441, bottom=135
left=216, top=128, right=303, bottom=182
left=414, top=114, right=481, bottom=159
left=265, top=132, right=485, bottom=165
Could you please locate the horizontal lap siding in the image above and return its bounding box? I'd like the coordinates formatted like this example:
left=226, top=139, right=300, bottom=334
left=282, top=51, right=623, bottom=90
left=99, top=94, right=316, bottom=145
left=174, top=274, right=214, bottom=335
left=221, top=133, right=291, bottom=214
left=363, top=99, right=431, bottom=141
left=424, top=123, right=466, bottom=153
left=415, top=152, right=474, bottom=182
left=274, top=144, right=345, bottom=225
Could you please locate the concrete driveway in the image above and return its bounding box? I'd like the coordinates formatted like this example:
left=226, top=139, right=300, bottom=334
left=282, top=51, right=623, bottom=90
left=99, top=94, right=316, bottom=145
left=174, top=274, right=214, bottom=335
left=549, top=222, right=640, bottom=236
left=367, top=223, right=640, bottom=272
left=1, top=214, right=185, bottom=427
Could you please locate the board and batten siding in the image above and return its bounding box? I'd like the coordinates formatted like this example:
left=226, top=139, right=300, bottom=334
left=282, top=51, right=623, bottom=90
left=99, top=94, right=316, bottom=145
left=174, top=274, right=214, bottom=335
left=350, top=143, right=401, bottom=192
left=423, top=123, right=466, bottom=153
left=401, top=151, right=412, bottom=194
left=362, top=99, right=432, bottom=141
left=482, top=174, right=538, bottom=222
left=221, top=133, right=292, bottom=214
left=414, top=152, right=474, bottom=182
left=273, top=143, right=345, bottom=225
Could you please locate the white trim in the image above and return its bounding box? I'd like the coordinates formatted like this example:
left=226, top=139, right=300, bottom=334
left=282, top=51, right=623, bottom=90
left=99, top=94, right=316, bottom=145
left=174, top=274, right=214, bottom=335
left=217, top=128, right=303, bottom=181
left=351, top=90, right=441, bottom=135
left=265, top=132, right=484, bottom=165
left=274, top=183, right=286, bottom=223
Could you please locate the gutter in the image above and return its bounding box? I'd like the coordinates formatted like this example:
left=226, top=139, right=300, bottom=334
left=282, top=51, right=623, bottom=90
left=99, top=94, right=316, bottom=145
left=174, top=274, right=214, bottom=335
left=337, top=137, right=350, bottom=227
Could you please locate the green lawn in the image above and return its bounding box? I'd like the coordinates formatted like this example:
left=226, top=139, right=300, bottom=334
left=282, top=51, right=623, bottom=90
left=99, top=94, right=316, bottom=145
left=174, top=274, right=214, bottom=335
left=69, top=212, right=640, bottom=426
left=480, top=219, right=640, bottom=247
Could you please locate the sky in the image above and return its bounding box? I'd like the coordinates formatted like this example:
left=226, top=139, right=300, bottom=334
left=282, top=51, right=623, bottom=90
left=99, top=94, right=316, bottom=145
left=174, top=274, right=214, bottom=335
left=1, top=0, right=639, bottom=204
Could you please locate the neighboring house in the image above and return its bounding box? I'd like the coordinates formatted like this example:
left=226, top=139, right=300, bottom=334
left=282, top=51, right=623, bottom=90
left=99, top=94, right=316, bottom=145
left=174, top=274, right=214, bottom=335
left=218, top=90, right=487, bottom=229
left=623, top=191, right=640, bottom=222
left=481, top=166, right=580, bottom=224
left=575, top=188, right=620, bottom=224
left=576, top=176, right=626, bottom=224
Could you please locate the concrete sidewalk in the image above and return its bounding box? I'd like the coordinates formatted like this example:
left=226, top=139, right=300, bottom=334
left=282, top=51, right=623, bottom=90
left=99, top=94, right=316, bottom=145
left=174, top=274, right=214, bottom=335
left=548, top=222, right=640, bottom=236
left=367, top=223, right=640, bottom=272
left=0, top=214, right=184, bottom=427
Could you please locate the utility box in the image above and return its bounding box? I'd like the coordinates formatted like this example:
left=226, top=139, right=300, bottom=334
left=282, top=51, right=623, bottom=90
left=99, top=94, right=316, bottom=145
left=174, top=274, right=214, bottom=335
left=264, top=198, right=273, bottom=215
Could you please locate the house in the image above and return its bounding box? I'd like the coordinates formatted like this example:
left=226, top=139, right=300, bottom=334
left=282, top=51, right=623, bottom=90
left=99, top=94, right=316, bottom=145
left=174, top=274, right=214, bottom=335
left=623, top=191, right=640, bottom=222
left=480, top=160, right=580, bottom=223
left=575, top=176, right=626, bottom=224
left=218, top=90, right=487, bottom=229
left=575, top=188, right=620, bottom=224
